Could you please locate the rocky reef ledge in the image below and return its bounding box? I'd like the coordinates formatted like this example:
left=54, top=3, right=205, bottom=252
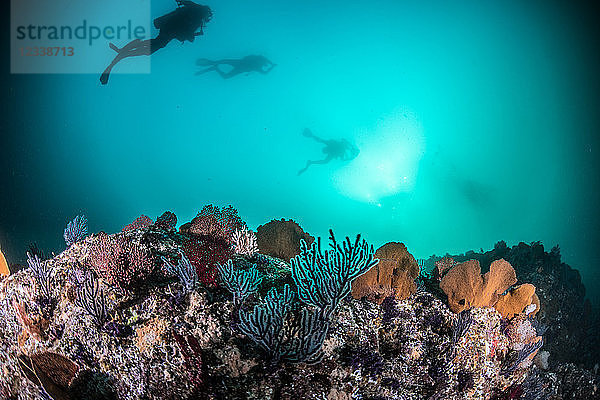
left=0, top=207, right=598, bottom=400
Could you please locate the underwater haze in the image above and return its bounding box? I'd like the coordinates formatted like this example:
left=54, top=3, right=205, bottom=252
left=1, top=0, right=600, bottom=300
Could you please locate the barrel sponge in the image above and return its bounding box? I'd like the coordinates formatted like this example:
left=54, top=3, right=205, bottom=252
left=440, top=259, right=517, bottom=313
left=0, top=248, right=9, bottom=277
left=494, top=283, right=540, bottom=319
left=351, top=242, right=420, bottom=304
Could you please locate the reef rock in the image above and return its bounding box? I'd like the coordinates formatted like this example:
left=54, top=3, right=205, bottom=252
left=351, top=242, right=419, bottom=303
left=255, top=218, right=314, bottom=261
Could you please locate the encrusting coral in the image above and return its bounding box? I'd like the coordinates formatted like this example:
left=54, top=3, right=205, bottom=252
left=351, top=242, right=420, bottom=303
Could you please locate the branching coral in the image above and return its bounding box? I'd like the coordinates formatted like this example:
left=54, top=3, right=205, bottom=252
left=238, top=284, right=295, bottom=360
left=161, top=250, right=198, bottom=294
left=292, top=230, right=378, bottom=317
left=238, top=284, right=329, bottom=364
left=232, top=228, right=259, bottom=256
left=64, top=215, right=88, bottom=247
left=75, top=272, right=109, bottom=328
left=27, top=252, right=54, bottom=302
left=217, top=260, right=262, bottom=306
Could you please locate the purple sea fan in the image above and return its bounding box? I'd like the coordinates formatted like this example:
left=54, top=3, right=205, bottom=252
left=27, top=252, right=54, bottom=301
left=232, top=228, right=259, bottom=256
left=75, top=272, right=109, bottom=328
left=64, top=215, right=88, bottom=247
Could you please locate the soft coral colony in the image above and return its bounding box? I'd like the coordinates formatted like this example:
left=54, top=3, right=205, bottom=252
left=0, top=206, right=590, bottom=399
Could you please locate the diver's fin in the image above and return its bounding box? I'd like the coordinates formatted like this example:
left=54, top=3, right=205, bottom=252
left=109, top=43, right=120, bottom=53
left=196, top=58, right=215, bottom=66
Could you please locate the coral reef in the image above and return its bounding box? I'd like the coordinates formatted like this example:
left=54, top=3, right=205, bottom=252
left=0, top=217, right=598, bottom=400
left=255, top=218, right=314, bottom=261
left=351, top=242, right=420, bottom=304
left=426, top=241, right=599, bottom=369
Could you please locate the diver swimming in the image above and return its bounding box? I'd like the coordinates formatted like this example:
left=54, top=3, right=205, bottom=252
left=195, top=55, right=276, bottom=79
left=297, top=128, right=360, bottom=175
left=100, top=0, right=213, bottom=85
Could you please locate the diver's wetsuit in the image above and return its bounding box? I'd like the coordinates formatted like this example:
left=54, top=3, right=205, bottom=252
left=100, top=1, right=212, bottom=85
left=195, top=55, right=276, bottom=79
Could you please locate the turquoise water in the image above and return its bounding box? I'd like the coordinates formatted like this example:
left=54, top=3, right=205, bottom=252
left=1, top=1, right=599, bottom=300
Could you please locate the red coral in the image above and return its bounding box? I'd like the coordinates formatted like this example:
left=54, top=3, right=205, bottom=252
left=122, top=215, right=154, bottom=232
left=89, top=233, right=155, bottom=290
left=181, top=234, right=232, bottom=287
left=183, top=205, right=246, bottom=244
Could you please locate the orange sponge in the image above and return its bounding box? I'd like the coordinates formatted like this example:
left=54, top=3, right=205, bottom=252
left=0, top=248, right=9, bottom=277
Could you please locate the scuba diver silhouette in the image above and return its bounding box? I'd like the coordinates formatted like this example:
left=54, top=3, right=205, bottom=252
left=298, top=128, right=360, bottom=175
left=195, top=55, right=276, bottom=79
left=100, top=0, right=213, bottom=85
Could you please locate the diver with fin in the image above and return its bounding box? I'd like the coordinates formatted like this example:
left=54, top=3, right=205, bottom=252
left=195, top=55, right=276, bottom=79
left=100, top=0, right=213, bottom=85
left=298, top=128, right=360, bottom=175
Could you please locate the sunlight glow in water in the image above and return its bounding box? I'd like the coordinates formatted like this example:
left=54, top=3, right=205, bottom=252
left=333, top=109, right=424, bottom=204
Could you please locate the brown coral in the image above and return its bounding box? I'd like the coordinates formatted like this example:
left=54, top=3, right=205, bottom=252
left=439, top=259, right=517, bottom=313
left=0, top=248, right=9, bottom=277
left=495, top=284, right=539, bottom=319
left=255, top=218, right=314, bottom=261
left=351, top=242, right=420, bottom=304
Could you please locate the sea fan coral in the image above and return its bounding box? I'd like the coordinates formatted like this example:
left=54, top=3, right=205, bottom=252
left=292, top=230, right=378, bottom=316
left=161, top=251, right=198, bottom=294
left=217, top=260, right=262, bottom=305
left=27, top=252, right=54, bottom=301
left=64, top=215, right=88, bottom=247
left=238, top=284, right=330, bottom=364
left=122, top=215, right=153, bottom=232
left=88, top=233, right=155, bottom=291
left=75, top=272, right=109, bottom=328
left=183, top=204, right=246, bottom=244
left=232, top=228, right=259, bottom=256
left=181, top=234, right=233, bottom=287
